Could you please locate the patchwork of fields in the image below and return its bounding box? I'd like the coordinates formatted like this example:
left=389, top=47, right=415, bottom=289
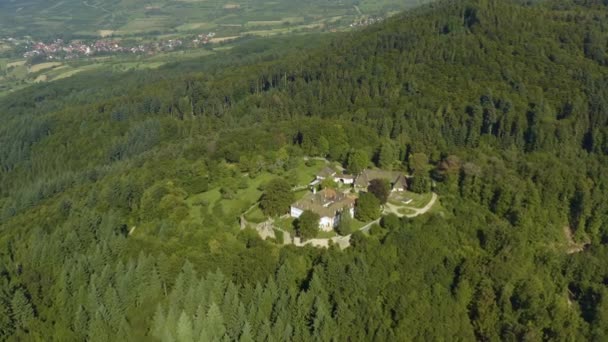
left=0, top=51, right=198, bottom=96
left=0, top=0, right=432, bottom=38
left=0, top=0, right=432, bottom=96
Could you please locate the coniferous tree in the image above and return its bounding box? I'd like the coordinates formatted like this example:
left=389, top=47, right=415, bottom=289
left=0, top=297, right=14, bottom=337
left=347, top=150, right=369, bottom=175
left=239, top=321, right=254, bottom=342
left=205, top=303, right=226, bottom=340
left=10, top=289, right=34, bottom=332
left=377, top=142, right=396, bottom=169
left=177, top=311, right=194, bottom=342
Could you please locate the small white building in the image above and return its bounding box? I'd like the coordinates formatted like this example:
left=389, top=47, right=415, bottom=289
left=333, top=174, right=355, bottom=185
left=290, top=206, right=303, bottom=218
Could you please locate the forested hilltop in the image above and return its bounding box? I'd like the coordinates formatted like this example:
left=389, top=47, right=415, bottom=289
left=1, top=0, right=608, bottom=340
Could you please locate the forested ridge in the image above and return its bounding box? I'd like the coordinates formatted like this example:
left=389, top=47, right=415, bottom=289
left=1, top=0, right=608, bottom=340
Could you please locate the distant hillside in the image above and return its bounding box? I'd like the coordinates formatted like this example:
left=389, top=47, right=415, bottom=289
left=1, top=0, right=608, bottom=340
left=0, top=0, right=432, bottom=38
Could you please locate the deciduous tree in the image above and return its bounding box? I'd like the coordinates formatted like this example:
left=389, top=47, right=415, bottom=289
left=347, top=150, right=369, bottom=175
left=368, top=178, right=391, bottom=204
left=259, top=178, right=294, bottom=217
left=355, top=192, right=381, bottom=221
left=296, top=210, right=320, bottom=240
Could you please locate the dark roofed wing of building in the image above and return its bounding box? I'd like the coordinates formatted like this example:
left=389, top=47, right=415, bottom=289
left=317, top=166, right=337, bottom=179
left=355, top=169, right=408, bottom=190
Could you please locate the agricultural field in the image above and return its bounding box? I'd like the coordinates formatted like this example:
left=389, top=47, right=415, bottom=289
left=0, top=52, right=185, bottom=97
left=0, top=0, right=433, bottom=97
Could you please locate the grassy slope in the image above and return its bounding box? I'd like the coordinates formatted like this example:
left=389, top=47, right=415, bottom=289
left=188, top=159, right=325, bottom=223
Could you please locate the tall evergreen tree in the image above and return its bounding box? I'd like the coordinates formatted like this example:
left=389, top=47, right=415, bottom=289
left=10, top=289, right=34, bottom=332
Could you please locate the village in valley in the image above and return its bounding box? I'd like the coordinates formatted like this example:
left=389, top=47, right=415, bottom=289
left=240, top=160, right=439, bottom=249
left=2, top=34, right=219, bottom=61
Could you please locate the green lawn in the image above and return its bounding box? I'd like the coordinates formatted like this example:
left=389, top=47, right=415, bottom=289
left=390, top=191, right=432, bottom=208
left=317, top=230, right=337, bottom=238
left=186, top=188, right=222, bottom=220
left=182, top=158, right=330, bottom=230
left=188, top=172, right=274, bottom=217
left=275, top=217, right=295, bottom=234
left=351, top=219, right=367, bottom=231
left=244, top=206, right=266, bottom=223
left=398, top=208, right=417, bottom=216
left=290, top=159, right=327, bottom=186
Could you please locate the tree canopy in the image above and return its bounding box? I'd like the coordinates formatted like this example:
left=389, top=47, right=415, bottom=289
left=368, top=178, right=391, bottom=204
left=259, top=178, right=294, bottom=217
left=0, top=0, right=608, bottom=340
left=296, top=210, right=320, bottom=240
left=355, top=192, right=382, bottom=221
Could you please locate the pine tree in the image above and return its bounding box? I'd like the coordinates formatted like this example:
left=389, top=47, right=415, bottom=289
left=193, top=303, right=207, bottom=338
left=222, top=282, right=243, bottom=340
left=103, top=285, right=123, bottom=328
left=87, top=309, right=111, bottom=342
left=256, top=319, right=272, bottom=342
left=205, top=303, right=226, bottom=340
left=311, top=297, right=335, bottom=341
left=152, top=304, right=166, bottom=339
left=377, top=142, right=396, bottom=170
left=239, top=321, right=254, bottom=342
left=347, top=150, right=369, bottom=175
left=0, top=296, right=14, bottom=337
left=471, top=280, right=500, bottom=341
left=10, top=289, right=34, bottom=331
left=177, top=311, right=194, bottom=342
left=73, top=305, right=89, bottom=340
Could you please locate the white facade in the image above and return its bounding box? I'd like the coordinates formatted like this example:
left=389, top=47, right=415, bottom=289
left=348, top=207, right=355, bottom=218
left=292, top=207, right=336, bottom=232
left=290, top=206, right=303, bottom=218
left=334, top=176, right=354, bottom=185
left=319, top=216, right=334, bottom=231
left=291, top=206, right=354, bottom=232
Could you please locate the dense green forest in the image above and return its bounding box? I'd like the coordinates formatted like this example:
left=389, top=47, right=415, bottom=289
left=1, top=0, right=608, bottom=340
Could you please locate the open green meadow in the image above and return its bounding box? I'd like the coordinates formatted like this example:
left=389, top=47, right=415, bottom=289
left=188, top=159, right=325, bottom=223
